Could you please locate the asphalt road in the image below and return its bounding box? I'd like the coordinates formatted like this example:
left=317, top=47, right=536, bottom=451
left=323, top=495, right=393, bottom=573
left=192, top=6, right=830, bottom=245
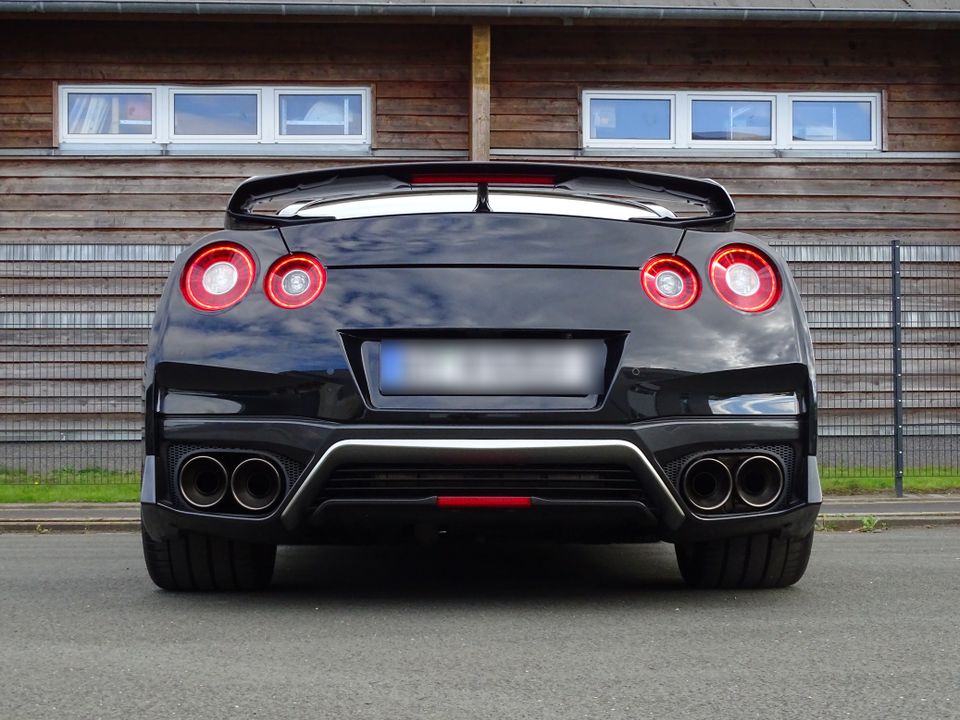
left=2, top=530, right=959, bottom=720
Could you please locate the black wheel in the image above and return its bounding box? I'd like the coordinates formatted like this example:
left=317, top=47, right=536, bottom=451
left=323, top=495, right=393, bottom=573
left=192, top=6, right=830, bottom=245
left=675, top=529, right=813, bottom=589
left=141, top=525, right=276, bottom=592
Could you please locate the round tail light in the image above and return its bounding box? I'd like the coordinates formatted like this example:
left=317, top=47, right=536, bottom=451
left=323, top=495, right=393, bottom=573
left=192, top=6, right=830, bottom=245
left=180, top=242, right=255, bottom=311
left=641, top=255, right=700, bottom=310
left=709, top=245, right=781, bottom=313
left=264, top=254, right=326, bottom=309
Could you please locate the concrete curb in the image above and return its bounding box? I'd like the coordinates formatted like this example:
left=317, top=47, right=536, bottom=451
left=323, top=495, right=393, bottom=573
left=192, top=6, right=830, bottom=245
left=0, top=520, right=140, bottom=534
left=817, top=513, right=960, bottom=531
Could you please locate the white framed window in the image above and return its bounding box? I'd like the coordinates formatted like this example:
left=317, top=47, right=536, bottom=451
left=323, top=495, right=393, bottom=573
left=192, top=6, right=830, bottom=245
left=785, top=93, right=879, bottom=149
left=582, top=90, right=880, bottom=151
left=275, top=88, right=370, bottom=144
left=58, top=85, right=372, bottom=146
left=582, top=91, right=675, bottom=148
left=60, top=86, right=157, bottom=142
left=169, top=88, right=261, bottom=142
left=687, top=93, right=777, bottom=149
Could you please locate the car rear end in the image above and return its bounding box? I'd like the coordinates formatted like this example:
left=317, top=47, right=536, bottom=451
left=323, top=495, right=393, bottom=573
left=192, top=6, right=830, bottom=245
left=140, top=162, right=820, bottom=591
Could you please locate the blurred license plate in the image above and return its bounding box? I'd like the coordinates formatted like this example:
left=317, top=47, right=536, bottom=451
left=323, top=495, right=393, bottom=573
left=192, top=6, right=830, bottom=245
left=379, top=340, right=604, bottom=396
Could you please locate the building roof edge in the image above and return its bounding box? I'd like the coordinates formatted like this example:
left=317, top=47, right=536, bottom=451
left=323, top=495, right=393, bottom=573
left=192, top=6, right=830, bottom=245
left=2, top=1, right=960, bottom=24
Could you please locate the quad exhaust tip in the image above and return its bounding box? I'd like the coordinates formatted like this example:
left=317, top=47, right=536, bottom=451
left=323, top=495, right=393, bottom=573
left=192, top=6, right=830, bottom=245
left=230, top=457, right=282, bottom=512
left=735, top=455, right=784, bottom=509
left=179, top=455, right=228, bottom=509
left=681, top=457, right=733, bottom=512
left=681, top=454, right=785, bottom=513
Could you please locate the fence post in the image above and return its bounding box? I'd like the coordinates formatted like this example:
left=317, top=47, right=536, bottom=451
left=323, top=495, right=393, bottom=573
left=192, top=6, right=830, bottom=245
left=891, top=239, right=904, bottom=497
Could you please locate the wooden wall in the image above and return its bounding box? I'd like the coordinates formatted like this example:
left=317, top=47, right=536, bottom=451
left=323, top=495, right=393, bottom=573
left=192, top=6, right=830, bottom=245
left=0, top=21, right=470, bottom=152
left=0, top=19, right=957, bottom=473
left=491, top=26, right=960, bottom=153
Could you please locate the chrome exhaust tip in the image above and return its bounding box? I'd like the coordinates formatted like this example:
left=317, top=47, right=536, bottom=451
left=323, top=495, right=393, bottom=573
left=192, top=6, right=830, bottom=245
left=681, top=457, right=733, bottom=512
left=179, top=455, right=228, bottom=509
left=230, top=457, right=282, bottom=512
left=735, top=455, right=784, bottom=509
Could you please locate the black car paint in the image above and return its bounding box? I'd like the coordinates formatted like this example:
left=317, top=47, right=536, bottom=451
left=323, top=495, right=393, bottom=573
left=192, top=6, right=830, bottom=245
left=142, top=167, right=819, bottom=547
left=142, top=414, right=814, bottom=543
left=146, top=217, right=811, bottom=422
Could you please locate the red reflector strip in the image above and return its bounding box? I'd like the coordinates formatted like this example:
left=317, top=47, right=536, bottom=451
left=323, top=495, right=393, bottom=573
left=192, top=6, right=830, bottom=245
left=410, top=174, right=555, bottom=186
left=436, top=496, right=532, bottom=508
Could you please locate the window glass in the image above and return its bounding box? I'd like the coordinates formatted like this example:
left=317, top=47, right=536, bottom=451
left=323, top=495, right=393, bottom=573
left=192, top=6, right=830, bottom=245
left=173, top=93, right=258, bottom=136
left=67, top=92, right=152, bottom=135
left=279, top=94, right=363, bottom=136
left=589, top=98, right=671, bottom=140
left=691, top=100, right=772, bottom=141
left=792, top=100, right=872, bottom=142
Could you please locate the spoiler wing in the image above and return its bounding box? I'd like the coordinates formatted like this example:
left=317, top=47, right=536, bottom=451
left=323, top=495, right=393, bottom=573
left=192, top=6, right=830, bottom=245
left=225, top=161, right=736, bottom=231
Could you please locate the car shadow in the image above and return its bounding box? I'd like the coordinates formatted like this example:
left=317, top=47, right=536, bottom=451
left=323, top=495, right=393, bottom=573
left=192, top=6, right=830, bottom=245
left=265, top=541, right=695, bottom=604
left=139, top=539, right=811, bottom=608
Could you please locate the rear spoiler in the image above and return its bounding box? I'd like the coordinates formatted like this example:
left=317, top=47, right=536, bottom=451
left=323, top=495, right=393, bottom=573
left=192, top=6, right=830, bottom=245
left=225, top=161, right=736, bottom=231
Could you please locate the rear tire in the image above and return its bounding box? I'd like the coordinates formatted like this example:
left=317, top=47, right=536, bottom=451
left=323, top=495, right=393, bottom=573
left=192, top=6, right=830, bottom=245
left=675, top=529, right=813, bottom=589
left=141, top=525, right=276, bottom=592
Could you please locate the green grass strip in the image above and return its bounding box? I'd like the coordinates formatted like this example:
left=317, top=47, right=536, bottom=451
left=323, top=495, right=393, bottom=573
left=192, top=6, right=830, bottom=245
left=0, top=484, right=139, bottom=504
left=820, top=467, right=960, bottom=495
left=0, top=468, right=140, bottom=503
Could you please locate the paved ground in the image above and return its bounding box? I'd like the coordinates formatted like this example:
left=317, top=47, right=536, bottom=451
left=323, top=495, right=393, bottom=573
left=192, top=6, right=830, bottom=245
left=2, top=529, right=959, bottom=719
left=0, top=502, right=140, bottom=522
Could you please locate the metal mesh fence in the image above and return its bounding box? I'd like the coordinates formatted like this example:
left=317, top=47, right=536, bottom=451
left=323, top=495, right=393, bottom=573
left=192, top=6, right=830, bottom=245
left=0, top=244, right=179, bottom=496
left=0, top=241, right=957, bottom=495
left=900, top=245, right=960, bottom=482
left=777, top=242, right=960, bottom=492
left=779, top=244, right=895, bottom=482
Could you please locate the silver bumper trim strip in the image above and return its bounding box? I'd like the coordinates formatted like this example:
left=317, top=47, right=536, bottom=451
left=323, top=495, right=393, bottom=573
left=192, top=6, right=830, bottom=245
left=280, top=438, right=685, bottom=530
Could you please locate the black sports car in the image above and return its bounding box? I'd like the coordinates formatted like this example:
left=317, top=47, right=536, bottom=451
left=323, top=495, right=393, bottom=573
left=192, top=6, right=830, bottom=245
left=140, top=162, right=820, bottom=591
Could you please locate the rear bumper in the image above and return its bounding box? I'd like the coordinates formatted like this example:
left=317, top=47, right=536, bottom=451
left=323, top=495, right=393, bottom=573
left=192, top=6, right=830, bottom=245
left=141, top=416, right=821, bottom=545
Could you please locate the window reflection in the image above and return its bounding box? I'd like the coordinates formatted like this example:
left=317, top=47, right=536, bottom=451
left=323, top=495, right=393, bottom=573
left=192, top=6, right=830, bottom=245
left=173, top=94, right=258, bottom=136
left=793, top=100, right=872, bottom=142
left=589, top=99, right=671, bottom=140
left=691, top=100, right=772, bottom=141
left=279, top=94, right=363, bottom=136
left=67, top=92, right=152, bottom=135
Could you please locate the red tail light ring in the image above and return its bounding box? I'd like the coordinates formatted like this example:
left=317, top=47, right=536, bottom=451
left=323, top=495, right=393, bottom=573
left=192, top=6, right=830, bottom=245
left=709, top=245, right=781, bottom=313
left=180, top=242, right=255, bottom=312
left=264, top=254, right=327, bottom=309
left=641, top=255, right=701, bottom=310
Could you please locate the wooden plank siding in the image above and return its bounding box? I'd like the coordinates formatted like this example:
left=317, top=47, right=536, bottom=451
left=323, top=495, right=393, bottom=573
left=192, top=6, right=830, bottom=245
left=0, top=20, right=470, bottom=152
left=3, top=157, right=959, bottom=244
left=490, top=26, right=960, bottom=153
left=0, top=19, right=958, bottom=473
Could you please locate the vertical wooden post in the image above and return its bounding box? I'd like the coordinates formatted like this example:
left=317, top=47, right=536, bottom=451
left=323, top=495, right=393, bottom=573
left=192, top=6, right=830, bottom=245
left=51, top=81, right=60, bottom=148
left=470, top=24, right=491, bottom=161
